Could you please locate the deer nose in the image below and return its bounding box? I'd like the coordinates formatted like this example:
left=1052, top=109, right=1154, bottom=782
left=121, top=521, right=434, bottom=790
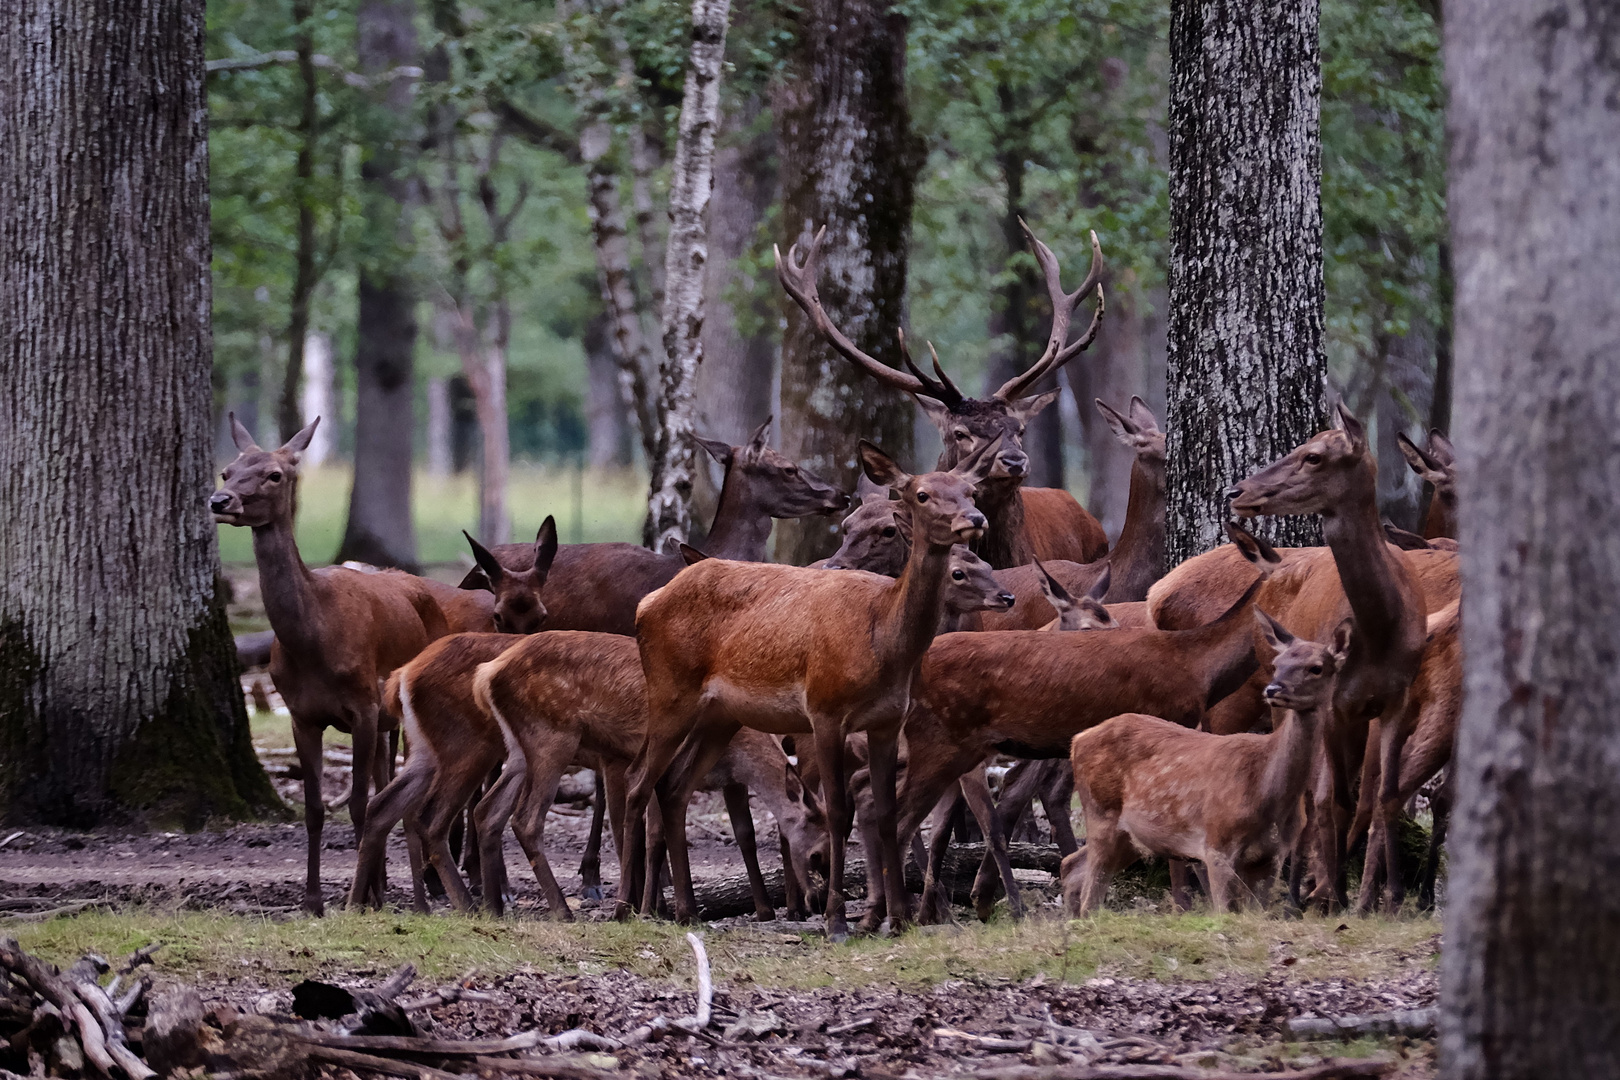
left=1000, top=450, right=1028, bottom=475
left=966, top=511, right=987, bottom=531
left=1224, top=485, right=1243, bottom=501
left=998, top=592, right=1016, bottom=607
left=209, top=492, right=232, bottom=512
left=1264, top=682, right=1284, bottom=699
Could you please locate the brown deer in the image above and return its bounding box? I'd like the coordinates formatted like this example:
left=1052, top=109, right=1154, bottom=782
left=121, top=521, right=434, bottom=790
left=777, top=222, right=1108, bottom=569
left=461, top=419, right=847, bottom=633
left=211, top=415, right=497, bottom=914
left=1351, top=598, right=1461, bottom=912
left=462, top=522, right=559, bottom=634
left=1396, top=429, right=1457, bottom=540
left=469, top=632, right=830, bottom=921
left=886, top=524, right=1283, bottom=889
left=624, top=439, right=999, bottom=939
left=1226, top=404, right=1429, bottom=910
left=1062, top=611, right=1352, bottom=914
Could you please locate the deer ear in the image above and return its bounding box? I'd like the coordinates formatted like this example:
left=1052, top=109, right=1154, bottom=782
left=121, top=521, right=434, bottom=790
left=1128, top=396, right=1160, bottom=434
left=229, top=412, right=261, bottom=453
left=1034, top=558, right=1074, bottom=607
left=1095, top=399, right=1136, bottom=443
left=1255, top=608, right=1293, bottom=654
left=858, top=440, right=910, bottom=490
left=694, top=435, right=734, bottom=467
left=1226, top=520, right=1281, bottom=574
left=463, top=530, right=503, bottom=588
left=892, top=509, right=913, bottom=542
left=955, top=432, right=1003, bottom=485
left=533, top=516, right=559, bottom=578
left=678, top=543, right=709, bottom=566
left=914, top=394, right=954, bottom=430
left=1330, top=618, right=1355, bottom=663
left=1084, top=564, right=1110, bottom=602
left=1396, top=431, right=1447, bottom=484
left=1012, top=388, right=1061, bottom=421
left=747, top=416, right=772, bottom=451
left=1428, top=429, right=1456, bottom=466
left=1382, top=520, right=1431, bottom=551
left=1334, top=403, right=1368, bottom=455
left=280, top=416, right=319, bottom=459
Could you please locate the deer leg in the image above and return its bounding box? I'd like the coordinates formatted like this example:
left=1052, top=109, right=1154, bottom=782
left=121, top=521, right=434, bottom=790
left=1038, top=763, right=1079, bottom=855
left=781, top=834, right=808, bottom=919
left=417, top=774, right=479, bottom=913
left=1204, top=856, right=1238, bottom=914
left=346, top=757, right=433, bottom=910
left=722, top=782, right=775, bottom=921
left=1373, top=702, right=1417, bottom=913
left=961, top=766, right=1023, bottom=922
left=1418, top=765, right=1453, bottom=910
left=510, top=766, right=574, bottom=920
left=1168, top=859, right=1194, bottom=911
left=580, top=771, right=607, bottom=900
left=404, top=809, right=429, bottom=912
left=662, top=730, right=736, bottom=925
left=812, top=727, right=853, bottom=942
left=853, top=770, right=889, bottom=933
left=615, top=728, right=692, bottom=922
left=865, top=731, right=910, bottom=935
left=1079, top=824, right=1128, bottom=915
left=472, top=735, right=529, bottom=916
left=348, top=711, right=383, bottom=904
left=293, top=719, right=328, bottom=915
left=1060, top=846, right=1088, bottom=916
left=913, top=786, right=961, bottom=927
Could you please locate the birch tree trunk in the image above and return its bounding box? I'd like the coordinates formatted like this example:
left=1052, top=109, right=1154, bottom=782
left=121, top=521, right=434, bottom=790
left=645, top=0, right=731, bottom=550
left=336, top=0, right=421, bottom=570
left=0, top=0, right=276, bottom=825
left=1439, top=4, right=1620, bottom=1077
left=773, top=0, right=919, bottom=565
left=1164, top=0, right=1326, bottom=564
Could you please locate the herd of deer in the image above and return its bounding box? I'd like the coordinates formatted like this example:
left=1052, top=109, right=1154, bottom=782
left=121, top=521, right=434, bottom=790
left=210, top=222, right=1463, bottom=940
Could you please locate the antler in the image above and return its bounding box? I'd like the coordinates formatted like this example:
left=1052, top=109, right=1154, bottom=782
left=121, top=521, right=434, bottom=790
left=994, top=223, right=1106, bottom=401
left=775, top=226, right=926, bottom=396
left=897, top=330, right=964, bottom=408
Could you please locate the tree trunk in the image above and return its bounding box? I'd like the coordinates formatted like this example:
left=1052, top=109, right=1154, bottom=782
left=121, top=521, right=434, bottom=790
left=772, top=0, right=919, bottom=565
left=299, top=331, right=335, bottom=466
left=1164, top=0, right=1326, bottom=564
left=0, top=0, right=277, bottom=826
left=583, top=311, right=630, bottom=469
left=1438, top=4, right=1620, bottom=1077
left=1075, top=271, right=1147, bottom=539
left=645, top=0, right=732, bottom=551
left=280, top=0, right=320, bottom=444
left=336, top=0, right=420, bottom=570
left=426, top=375, right=453, bottom=476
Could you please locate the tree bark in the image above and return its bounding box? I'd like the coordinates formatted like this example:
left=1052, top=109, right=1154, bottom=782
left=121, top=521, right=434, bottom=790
left=1075, top=271, right=1148, bottom=539
left=1164, top=0, right=1326, bottom=564
left=0, top=0, right=277, bottom=825
left=336, top=0, right=421, bottom=570
left=583, top=311, right=630, bottom=468
left=645, top=0, right=732, bottom=551
left=772, top=0, right=919, bottom=565
left=1438, top=4, right=1620, bottom=1077
left=280, top=0, right=320, bottom=444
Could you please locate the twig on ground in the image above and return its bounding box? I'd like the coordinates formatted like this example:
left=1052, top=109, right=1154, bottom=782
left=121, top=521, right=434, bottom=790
left=824, top=1017, right=876, bottom=1037
left=1281, top=1007, right=1437, bottom=1041
left=0, top=900, right=99, bottom=923
left=674, top=932, right=712, bottom=1033
left=106, top=942, right=162, bottom=1001
left=935, top=1027, right=1034, bottom=1053
left=0, top=831, right=24, bottom=850
left=470, top=1055, right=618, bottom=1079
left=968, top=1058, right=1395, bottom=1080
left=399, top=986, right=498, bottom=1011
left=306, top=1043, right=464, bottom=1079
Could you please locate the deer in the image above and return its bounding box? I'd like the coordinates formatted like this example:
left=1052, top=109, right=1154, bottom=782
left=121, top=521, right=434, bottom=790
left=1062, top=611, right=1352, bottom=915
left=622, top=438, right=1000, bottom=940
left=1396, top=429, right=1457, bottom=541
left=460, top=418, right=847, bottom=634
left=469, top=631, right=831, bottom=921
left=777, top=221, right=1108, bottom=570
left=884, top=523, right=1284, bottom=908
left=1225, top=404, right=1430, bottom=912
left=211, top=415, right=505, bottom=915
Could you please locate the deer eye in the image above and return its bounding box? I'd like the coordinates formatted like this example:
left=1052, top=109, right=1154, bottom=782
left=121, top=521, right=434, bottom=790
left=783, top=466, right=798, bottom=477
left=951, top=569, right=966, bottom=581
left=1309, top=665, right=1323, bottom=675
left=915, top=491, right=929, bottom=503
left=881, top=526, right=897, bottom=538
left=1304, top=453, right=1322, bottom=466
left=268, top=471, right=283, bottom=482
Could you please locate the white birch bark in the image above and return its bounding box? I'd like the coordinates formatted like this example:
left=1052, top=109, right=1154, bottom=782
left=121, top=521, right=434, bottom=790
left=645, top=0, right=732, bottom=551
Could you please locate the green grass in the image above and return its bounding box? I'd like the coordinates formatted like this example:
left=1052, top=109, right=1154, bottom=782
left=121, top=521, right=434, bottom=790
left=6, top=909, right=1439, bottom=991
left=217, top=464, right=648, bottom=566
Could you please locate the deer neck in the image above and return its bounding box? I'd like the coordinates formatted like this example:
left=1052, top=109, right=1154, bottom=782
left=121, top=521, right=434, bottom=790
left=251, top=508, right=321, bottom=653
left=1182, top=578, right=1266, bottom=708
left=968, top=477, right=1029, bottom=570
left=1320, top=472, right=1412, bottom=645
left=1422, top=489, right=1457, bottom=540
left=880, top=524, right=954, bottom=671
left=1258, top=706, right=1320, bottom=821
left=1107, top=456, right=1167, bottom=600
left=702, top=464, right=774, bottom=560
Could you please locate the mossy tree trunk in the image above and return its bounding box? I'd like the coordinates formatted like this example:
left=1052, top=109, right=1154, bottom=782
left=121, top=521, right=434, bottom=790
left=772, top=0, right=919, bottom=565
left=1439, top=3, right=1620, bottom=1077
left=1164, top=0, right=1326, bottom=563
left=0, top=0, right=278, bottom=826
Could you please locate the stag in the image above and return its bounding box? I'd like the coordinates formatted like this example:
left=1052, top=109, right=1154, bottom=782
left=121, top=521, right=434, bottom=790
left=776, top=221, right=1107, bottom=569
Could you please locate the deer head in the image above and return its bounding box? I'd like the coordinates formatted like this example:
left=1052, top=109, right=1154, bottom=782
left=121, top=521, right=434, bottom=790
left=1035, top=560, right=1115, bottom=630
left=856, top=438, right=995, bottom=549
left=211, top=414, right=318, bottom=528
left=1257, top=610, right=1352, bottom=713
left=464, top=518, right=559, bottom=634
left=821, top=475, right=909, bottom=574
left=944, top=546, right=1016, bottom=616
left=777, top=222, right=1103, bottom=482
left=1225, top=403, right=1374, bottom=519
left=1397, top=428, right=1456, bottom=501
left=695, top=416, right=849, bottom=519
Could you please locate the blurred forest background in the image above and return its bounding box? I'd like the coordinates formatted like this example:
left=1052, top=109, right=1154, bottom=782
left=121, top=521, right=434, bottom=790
left=208, top=0, right=1445, bottom=566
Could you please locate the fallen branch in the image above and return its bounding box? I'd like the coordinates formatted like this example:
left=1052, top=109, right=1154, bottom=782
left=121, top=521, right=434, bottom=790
left=1281, top=1007, right=1437, bottom=1041
left=674, top=932, right=712, bottom=1033
left=0, top=938, right=121, bottom=1078
left=66, top=955, right=157, bottom=1079
left=825, top=1017, right=876, bottom=1037
left=306, top=1042, right=464, bottom=1080
left=968, top=1059, right=1394, bottom=1080
left=935, top=1027, right=1034, bottom=1053
left=470, top=1055, right=618, bottom=1079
